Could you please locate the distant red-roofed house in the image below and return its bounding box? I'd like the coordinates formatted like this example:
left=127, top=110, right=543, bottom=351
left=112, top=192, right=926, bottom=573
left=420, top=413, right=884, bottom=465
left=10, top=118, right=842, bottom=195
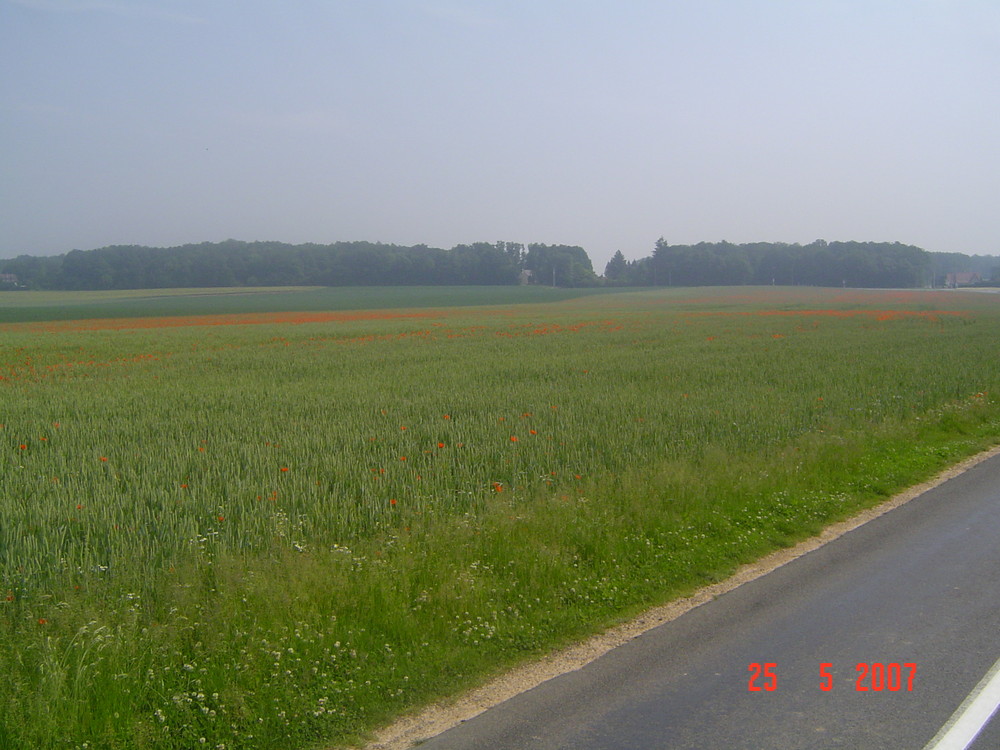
left=0, top=273, right=18, bottom=286
left=945, top=272, right=981, bottom=288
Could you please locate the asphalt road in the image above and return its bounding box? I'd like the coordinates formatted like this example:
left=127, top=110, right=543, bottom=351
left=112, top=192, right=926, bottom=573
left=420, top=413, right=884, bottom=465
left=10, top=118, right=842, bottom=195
left=418, top=452, right=1000, bottom=749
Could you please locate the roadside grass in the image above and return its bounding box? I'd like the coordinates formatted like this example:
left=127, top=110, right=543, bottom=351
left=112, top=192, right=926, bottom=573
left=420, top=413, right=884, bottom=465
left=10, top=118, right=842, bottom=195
left=1, top=287, right=999, bottom=748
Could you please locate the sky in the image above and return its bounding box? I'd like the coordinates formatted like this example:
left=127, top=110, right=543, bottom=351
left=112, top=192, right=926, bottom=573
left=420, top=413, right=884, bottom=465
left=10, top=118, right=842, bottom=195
left=1, top=0, right=998, bottom=272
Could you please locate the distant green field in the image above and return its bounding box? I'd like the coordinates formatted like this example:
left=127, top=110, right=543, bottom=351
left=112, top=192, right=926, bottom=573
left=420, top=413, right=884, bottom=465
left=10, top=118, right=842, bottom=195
left=0, top=285, right=622, bottom=323
left=3, top=286, right=999, bottom=749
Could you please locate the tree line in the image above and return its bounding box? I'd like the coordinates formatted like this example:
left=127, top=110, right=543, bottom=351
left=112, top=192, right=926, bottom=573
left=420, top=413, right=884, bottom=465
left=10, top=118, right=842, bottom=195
left=1, top=237, right=993, bottom=291
left=0, top=240, right=599, bottom=290
left=603, top=239, right=990, bottom=289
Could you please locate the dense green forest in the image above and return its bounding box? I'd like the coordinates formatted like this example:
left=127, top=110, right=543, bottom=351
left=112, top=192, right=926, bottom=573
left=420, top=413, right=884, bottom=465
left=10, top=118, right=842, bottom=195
left=0, top=240, right=597, bottom=290
left=604, top=239, right=997, bottom=289
left=0, top=238, right=994, bottom=291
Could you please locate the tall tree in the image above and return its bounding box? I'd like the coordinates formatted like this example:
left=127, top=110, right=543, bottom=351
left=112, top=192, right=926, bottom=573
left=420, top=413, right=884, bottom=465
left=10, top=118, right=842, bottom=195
left=604, top=250, right=628, bottom=283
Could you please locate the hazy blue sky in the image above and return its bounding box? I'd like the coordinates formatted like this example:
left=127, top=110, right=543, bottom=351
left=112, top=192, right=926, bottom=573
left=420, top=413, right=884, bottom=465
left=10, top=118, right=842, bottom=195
left=2, top=0, right=998, bottom=271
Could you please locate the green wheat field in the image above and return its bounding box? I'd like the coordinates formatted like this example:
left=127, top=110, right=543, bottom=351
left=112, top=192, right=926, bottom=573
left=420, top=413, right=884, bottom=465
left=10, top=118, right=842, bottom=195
left=2, top=285, right=1000, bottom=749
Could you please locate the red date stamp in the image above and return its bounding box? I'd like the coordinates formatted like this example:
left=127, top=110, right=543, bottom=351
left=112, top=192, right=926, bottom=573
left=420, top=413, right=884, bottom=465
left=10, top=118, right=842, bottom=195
left=748, top=662, right=916, bottom=692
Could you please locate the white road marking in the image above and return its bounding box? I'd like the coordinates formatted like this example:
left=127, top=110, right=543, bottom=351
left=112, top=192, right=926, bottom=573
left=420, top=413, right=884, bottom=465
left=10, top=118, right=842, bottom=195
left=922, top=655, right=1000, bottom=750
